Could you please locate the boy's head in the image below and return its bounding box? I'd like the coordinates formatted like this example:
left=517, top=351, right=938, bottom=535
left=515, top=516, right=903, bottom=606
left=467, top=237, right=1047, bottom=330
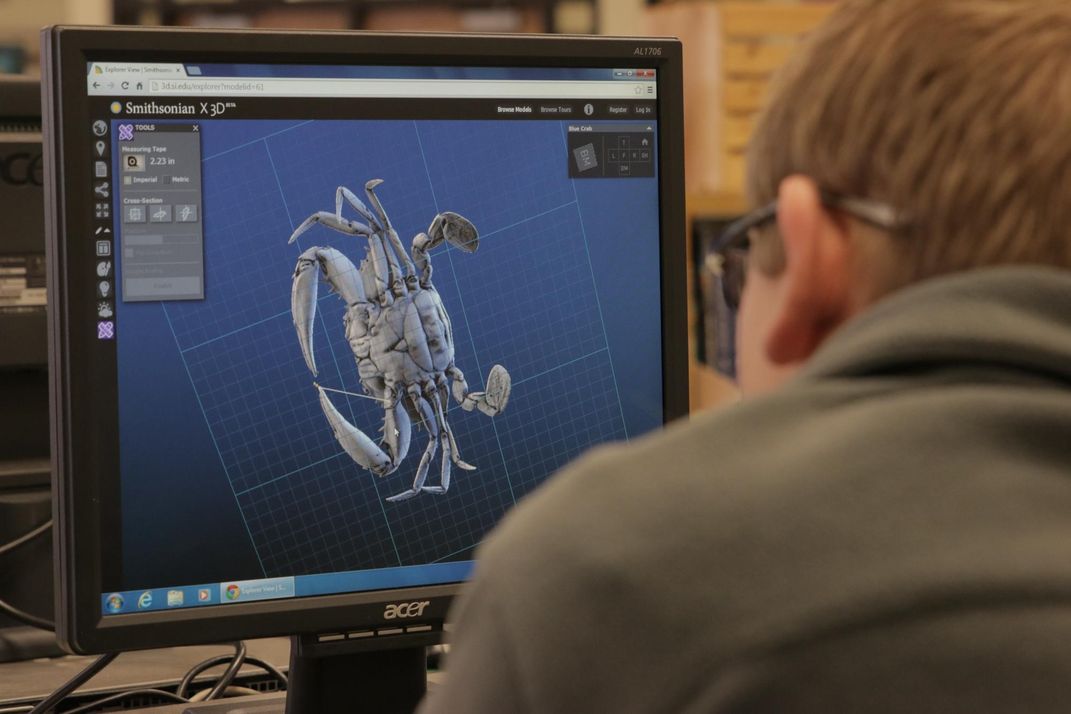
left=737, top=0, right=1071, bottom=394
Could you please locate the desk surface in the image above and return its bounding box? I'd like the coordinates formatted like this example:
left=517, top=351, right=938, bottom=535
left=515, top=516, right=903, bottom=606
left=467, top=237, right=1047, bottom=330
left=0, top=638, right=291, bottom=709
left=0, top=639, right=444, bottom=712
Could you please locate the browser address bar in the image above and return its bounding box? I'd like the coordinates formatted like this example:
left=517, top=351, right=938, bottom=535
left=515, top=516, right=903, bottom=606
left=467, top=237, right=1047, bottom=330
left=90, top=76, right=657, bottom=99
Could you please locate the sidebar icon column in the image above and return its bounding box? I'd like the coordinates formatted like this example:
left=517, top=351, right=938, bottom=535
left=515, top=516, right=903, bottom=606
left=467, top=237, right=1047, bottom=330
left=92, top=119, right=115, bottom=339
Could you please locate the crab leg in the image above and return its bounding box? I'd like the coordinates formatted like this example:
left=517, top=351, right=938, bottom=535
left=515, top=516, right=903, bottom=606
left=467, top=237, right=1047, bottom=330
left=417, top=396, right=451, bottom=496
left=335, top=185, right=412, bottom=295
left=317, top=383, right=415, bottom=482
left=421, top=391, right=474, bottom=496
left=385, top=235, right=414, bottom=292
left=422, top=431, right=451, bottom=496
left=363, top=178, right=394, bottom=231
left=448, top=364, right=512, bottom=417
left=381, top=385, right=412, bottom=466
left=288, top=204, right=394, bottom=305
left=411, top=232, right=434, bottom=283
left=364, top=179, right=416, bottom=283
left=444, top=420, right=475, bottom=472
left=292, top=247, right=366, bottom=376
left=429, top=212, right=480, bottom=253
left=367, top=230, right=395, bottom=304
left=386, top=394, right=439, bottom=503
left=412, top=212, right=479, bottom=285
left=288, top=211, right=373, bottom=244
left=383, top=227, right=414, bottom=285
left=436, top=390, right=475, bottom=471
left=335, top=186, right=383, bottom=231
left=317, top=384, right=396, bottom=477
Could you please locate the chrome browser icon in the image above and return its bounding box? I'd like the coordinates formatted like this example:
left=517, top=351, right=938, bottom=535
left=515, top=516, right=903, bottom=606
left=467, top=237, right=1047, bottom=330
left=225, top=584, right=240, bottom=601
left=105, top=593, right=124, bottom=613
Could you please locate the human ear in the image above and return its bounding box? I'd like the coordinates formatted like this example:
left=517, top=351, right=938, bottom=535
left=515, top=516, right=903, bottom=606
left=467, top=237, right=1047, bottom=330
left=764, top=175, right=856, bottom=365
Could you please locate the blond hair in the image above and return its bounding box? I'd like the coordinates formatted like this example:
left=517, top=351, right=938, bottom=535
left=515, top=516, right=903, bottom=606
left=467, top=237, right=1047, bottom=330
left=747, top=0, right=1071, bottom=292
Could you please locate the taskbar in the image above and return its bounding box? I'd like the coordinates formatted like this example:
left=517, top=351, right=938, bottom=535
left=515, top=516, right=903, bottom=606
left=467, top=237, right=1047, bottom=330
left=100, top=560, right=473, bottom=616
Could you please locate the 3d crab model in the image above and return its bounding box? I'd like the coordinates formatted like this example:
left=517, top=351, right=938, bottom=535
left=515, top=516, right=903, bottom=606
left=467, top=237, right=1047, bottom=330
left=289, top=179, right=512, bottom=502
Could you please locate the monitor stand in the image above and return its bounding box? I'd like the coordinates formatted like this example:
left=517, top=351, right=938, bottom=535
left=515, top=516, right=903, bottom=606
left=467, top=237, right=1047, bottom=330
left=285, top=634, right=428, bottom=714
left=181, top=634, right=430, bottom=714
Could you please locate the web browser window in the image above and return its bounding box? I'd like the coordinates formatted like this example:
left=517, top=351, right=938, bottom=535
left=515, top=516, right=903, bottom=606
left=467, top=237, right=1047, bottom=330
left=84, top=61, right=664, bottom=615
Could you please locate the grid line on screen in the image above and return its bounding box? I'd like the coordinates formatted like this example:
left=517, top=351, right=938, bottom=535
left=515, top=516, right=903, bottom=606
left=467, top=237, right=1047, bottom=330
left=127, top=118, right=639, bottom=578
left=559, top=122, right=629, bottom=439
left=413, top=120, right=518, bottom=507
left=160, top=302, right=269, bottom=578
left=265, top=139, right=405, bottom=566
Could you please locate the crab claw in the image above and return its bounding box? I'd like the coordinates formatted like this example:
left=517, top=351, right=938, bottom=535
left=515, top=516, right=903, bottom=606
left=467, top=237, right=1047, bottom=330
left=316, top=385, right=395, bottom=477
left=292, top=247, right=367, bottom=376
left=292, top=254, right=321, bottom=376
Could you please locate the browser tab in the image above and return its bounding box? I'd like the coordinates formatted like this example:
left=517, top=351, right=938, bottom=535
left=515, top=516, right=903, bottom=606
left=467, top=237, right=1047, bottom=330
left=89, top=62, right=187, bottom=79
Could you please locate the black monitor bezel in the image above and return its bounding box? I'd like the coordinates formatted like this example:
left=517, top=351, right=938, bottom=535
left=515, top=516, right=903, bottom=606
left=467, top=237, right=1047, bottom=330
left=42, top=24, right=687, bottom=655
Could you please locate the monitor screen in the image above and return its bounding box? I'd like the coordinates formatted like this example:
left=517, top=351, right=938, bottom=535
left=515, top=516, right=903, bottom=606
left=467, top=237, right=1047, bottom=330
left=43, top=27, right=685, bottom=655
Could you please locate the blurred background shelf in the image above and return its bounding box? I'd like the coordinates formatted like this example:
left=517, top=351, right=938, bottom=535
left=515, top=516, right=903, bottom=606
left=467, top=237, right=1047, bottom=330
left=112, top=0, right=598, bottom=34
left=646, top=0, right=833, bottom=197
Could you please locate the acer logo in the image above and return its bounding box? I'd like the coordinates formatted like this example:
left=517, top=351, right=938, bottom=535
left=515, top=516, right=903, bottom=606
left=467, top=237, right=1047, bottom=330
left=383, top=600, right=430, bottom=620
left=0, top=152, right=43, bottom=187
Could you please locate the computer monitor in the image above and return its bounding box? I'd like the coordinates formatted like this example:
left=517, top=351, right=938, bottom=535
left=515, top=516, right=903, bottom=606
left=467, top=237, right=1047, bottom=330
left=42, top=25, right=686, bottom=712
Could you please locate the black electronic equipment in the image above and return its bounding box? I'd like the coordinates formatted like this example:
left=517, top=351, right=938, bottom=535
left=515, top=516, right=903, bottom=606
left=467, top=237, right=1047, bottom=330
left=41, top=26, right=686, bottom=712
left=0, top=76, right=49, bottom=454
left=0, top=76, right=61, bottom=663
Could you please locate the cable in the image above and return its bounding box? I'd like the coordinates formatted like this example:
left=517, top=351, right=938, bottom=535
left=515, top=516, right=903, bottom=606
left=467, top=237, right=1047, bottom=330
left=28, top=652, right=118, bottom=714
left=0, top=596, right=54, bottom=631
left=0, top=519, right=52, bottom=558
left=205, top=641, right=246, bottom=700
left=59, top=688, right=187, bottom=714
left=28, top=641, right=281, bottom=713
left=176, top=654, right=231, bottom=697
left=176, top=642, right=247, bottom=701
left=187, top=685, right=261, bottom=702
left=0, top=520, right=56, bottom=630
left=177, top=650, right=287, bottom=699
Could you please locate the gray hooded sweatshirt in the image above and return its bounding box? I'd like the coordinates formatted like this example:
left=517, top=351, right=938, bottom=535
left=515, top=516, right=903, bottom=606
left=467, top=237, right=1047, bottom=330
left=419, top=266, right=1071, bottom=713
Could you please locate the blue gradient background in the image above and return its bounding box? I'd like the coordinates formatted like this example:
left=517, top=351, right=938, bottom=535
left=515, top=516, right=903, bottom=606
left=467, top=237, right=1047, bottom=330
left=113, top=118, right=662, bottom=592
